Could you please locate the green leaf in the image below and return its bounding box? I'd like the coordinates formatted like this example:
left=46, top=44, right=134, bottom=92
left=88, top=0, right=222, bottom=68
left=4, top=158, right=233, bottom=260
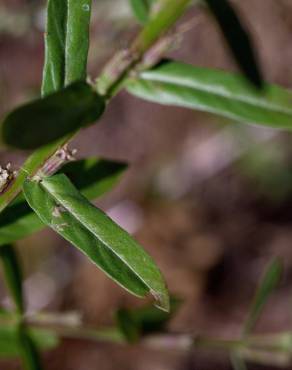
left=0, top=159, right=127, bottom=246
left=42, top=0, right=92, bottom=96
left=42, top=0, right=67, bottom=96
left=243, top=257, right=282, bottom=336
left=23, top=174, right=169, bottom=311
left=230, top=352, right=248, bottom=370
left=116, top=308, right=140, bottom=343
left=1, top=82, right=105, bottom=150
left=116, top=296, right=181, bottom=342
left=129, top=0, right=153, bottom=24
left=62, top=158, right=127, bottom=200
left=0, top=323, right=59, bottom=358
left=0, top=196, right=45, bottom=247
left=132, top=0, right=190, bottom=53
left=126, top=61, right=292, bottom=129
left=0, top=245, right=24, bottom=313
left=17, top=324, right=42, bottom=370
left=205, top=0, right=262, bottom=88
left=65, top=0, right=92, bottom=86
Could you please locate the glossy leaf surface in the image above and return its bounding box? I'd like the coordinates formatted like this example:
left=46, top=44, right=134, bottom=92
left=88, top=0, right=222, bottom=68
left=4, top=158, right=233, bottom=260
left=23, top=174, right=169, bottom=311
left=0, top=245, right=24, bottom=313
left=42, top=0, right=67, bottom=95
left=126, top=61, right=292, bottom=129
left=1, top=82, right=104, bottom=150
left=65, top=0, right=92, bottom=85
left=0, top=159, right=127, bottom=246
left=42, top=0, right=92, bottom=95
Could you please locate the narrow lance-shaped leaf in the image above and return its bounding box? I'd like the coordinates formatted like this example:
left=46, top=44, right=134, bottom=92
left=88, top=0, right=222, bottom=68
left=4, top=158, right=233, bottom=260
left=126, top=61, right=292, bottom=129
left=204, top=0, right=263, bottom=88
left=230, top=352, right=248, bottom=370
left=0, top=324, right=59, bottom=358
left=17, top=324, right=42, bottom=370
left=243, top=257, right=282, bottom=336
left=42, top=0, right=67, bottom=96
left=23, top=174, right=169, bottom=311
left=0, top=159, right=127, bottom=246
left=65, top=0, right=92, bottom=85
left=1, top=82, right=105, bottom=150
left=42, top=0, right=92, bottom=95
left=129, top=0, right=154, bottom=24
left=0, top=245, right=24, bottom=313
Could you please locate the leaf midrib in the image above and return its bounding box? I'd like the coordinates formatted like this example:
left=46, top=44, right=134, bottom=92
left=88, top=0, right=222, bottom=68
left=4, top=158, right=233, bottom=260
left=40, top=179, right=152, bottom=295
left=51, top=0, right=68, bottom=88
left=129, top=79, right=292, bottom=128
left=139, top=68, right=292, bottom=116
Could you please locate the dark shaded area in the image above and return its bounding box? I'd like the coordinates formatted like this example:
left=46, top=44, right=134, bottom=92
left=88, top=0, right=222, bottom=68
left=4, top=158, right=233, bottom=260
left=205, top=0, right=263, bottom=88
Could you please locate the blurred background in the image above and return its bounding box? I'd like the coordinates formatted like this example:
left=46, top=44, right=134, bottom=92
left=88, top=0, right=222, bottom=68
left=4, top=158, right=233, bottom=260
left=1, top=0, right=292, bottom=369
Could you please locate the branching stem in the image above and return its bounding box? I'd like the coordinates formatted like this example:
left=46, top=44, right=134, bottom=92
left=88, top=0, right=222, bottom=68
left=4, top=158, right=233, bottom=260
left=0, top=0, right=192, bottom=214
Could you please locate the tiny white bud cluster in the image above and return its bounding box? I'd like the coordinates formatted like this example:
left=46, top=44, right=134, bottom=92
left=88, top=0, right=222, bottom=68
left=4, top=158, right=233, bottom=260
left=0, top=163, right=15, bottom=193
left=34, top=145, right=78, bottom=180
left=56, top=146, right=78, bottom=162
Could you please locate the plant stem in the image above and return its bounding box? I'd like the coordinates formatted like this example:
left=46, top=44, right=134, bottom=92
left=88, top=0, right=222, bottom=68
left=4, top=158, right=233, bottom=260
left=96, top=0, right=191, bottom=98
left=27, top=319, right=125, bottom=344
left=10, top=310, right=292, bottom=356
left=193, top=336, right=246, bottom=351
left=0, top=0, right=192, bottom=214
left=132, top=0, right=190, bottom=53
left=0, top=136, right=72, bottom=212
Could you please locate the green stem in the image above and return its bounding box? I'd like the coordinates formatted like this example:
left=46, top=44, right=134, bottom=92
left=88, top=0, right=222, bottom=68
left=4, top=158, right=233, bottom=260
left=26, top=315, right=250, bottom=351
left=17, top=322, right=42, bottom=370
left=0, top=135, right=74, bottom=213
left=96, top=0, right=192, bottom=97
left=132, top=0, right=190, bottom=53
left=27, top=320, right=125, bottom=344
left=0, top=0, right=192, bottom=215
left=193, top=336, right=247, bottom=351
left=5, top=309, right=292, bottom=356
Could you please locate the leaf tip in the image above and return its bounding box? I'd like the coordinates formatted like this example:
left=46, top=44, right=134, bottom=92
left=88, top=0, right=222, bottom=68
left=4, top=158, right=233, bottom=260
left=151, top=289, right=170, bottom=313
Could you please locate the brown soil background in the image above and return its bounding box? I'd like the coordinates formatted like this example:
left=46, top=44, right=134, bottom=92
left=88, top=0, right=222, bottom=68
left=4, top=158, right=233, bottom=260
left=1, top=0, right=292, bottom=369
